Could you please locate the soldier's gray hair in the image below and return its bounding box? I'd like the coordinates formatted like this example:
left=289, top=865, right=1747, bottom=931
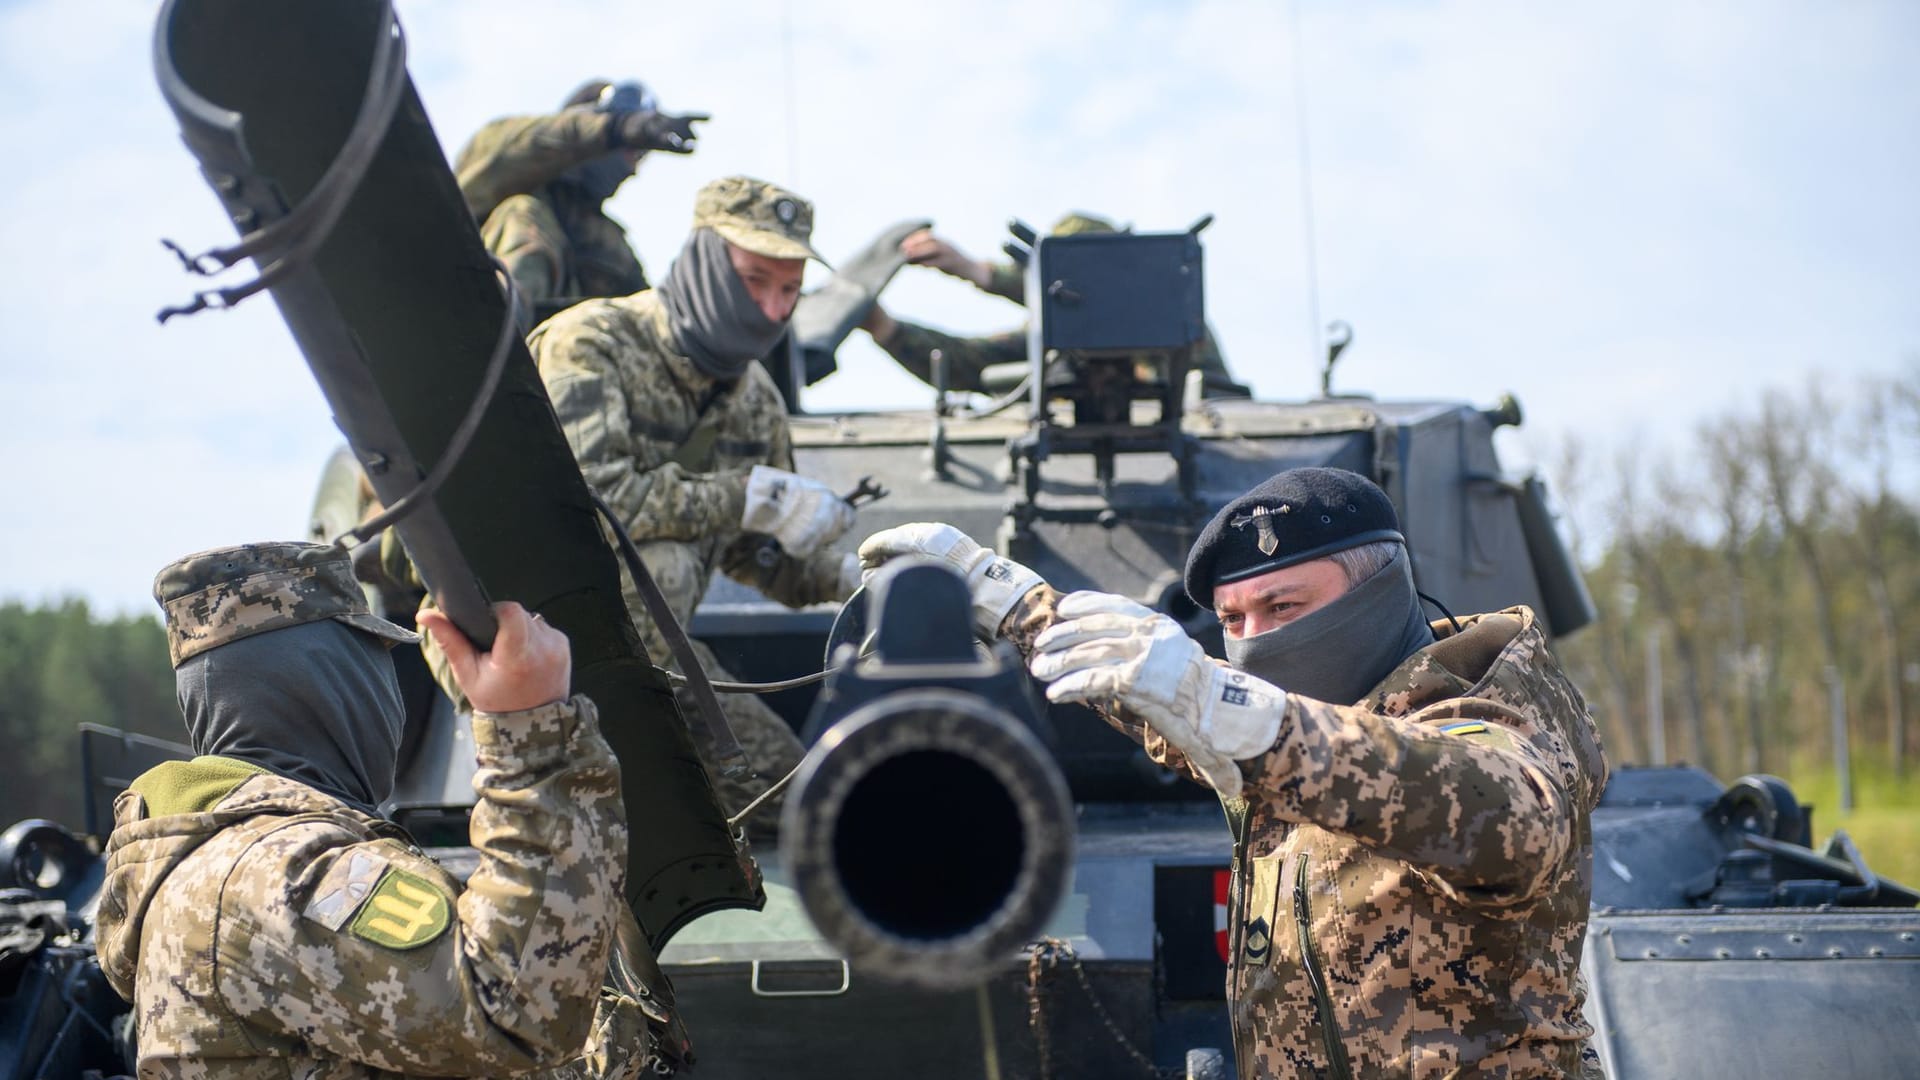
left=1329, top=540, right=1401, bottom=587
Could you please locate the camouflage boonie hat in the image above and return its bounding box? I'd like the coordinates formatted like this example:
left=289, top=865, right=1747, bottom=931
left=691, top=175, right=828, bottom=264
left=153, top=542, right=417, bottom=667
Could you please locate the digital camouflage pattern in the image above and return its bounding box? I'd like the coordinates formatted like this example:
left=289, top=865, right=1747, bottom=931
left=455, top=111, right=649, bottom=313
left=689, top=176, right=825, bottom=263
left=93, top=695, right=679, bottom=1078
left=1004, top=587, right=1608, bottom=1079
left=528, top=290, right=848, bottom=817
left=153, top=542, right=416, bottom=666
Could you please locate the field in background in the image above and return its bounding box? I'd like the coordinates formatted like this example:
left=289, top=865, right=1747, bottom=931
left=1779, top=761, right=1920, bottom=892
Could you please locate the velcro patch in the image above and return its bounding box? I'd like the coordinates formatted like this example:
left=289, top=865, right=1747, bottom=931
left=348, top=867, right=452, bottom=951
left=1439, top=721, right=1490, bottom=737
left=303, top=850, right=389, bottom=931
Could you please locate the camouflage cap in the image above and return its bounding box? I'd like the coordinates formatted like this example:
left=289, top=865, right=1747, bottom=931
left=691, top=175, right=827, bottom=265
left=1050, top=212, right=1120, bottom=237
left=152, top=542, right=417, bottom=667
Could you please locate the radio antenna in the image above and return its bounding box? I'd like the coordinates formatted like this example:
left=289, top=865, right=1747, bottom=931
left=1287, top=0, right=1324, bottom=371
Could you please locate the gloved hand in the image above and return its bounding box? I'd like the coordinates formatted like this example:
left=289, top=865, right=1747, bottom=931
left=741, top=465, right=856, bottom=557
left=858, top=523, right=1044, bottom=640
left=1029, top=592, right=1285, bottom=801
left=614, top=109, right=710, bottom=154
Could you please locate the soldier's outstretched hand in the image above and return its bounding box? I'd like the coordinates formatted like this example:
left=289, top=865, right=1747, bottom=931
left=900, top=229, right=991, bottom=290
left=616, top=109, right=710, bottom=154
left=1029, top=591, right=1286, bottom=800
left=741, top=466, right=857, bottom=557
left=857, top=523, right=1045, bottom=640
left=418, top=601, right=572, bottom=714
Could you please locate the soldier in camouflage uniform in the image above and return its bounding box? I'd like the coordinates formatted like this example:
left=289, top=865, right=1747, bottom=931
left=94, top=541, right=684, bottom=1077
left=860, top=213, right=1244, bottom=396
left=529, top=176, right=860, bottom=825
left=456, top=79, right=707, bottom=326
left=861, top=468, right=1608, bottom=1078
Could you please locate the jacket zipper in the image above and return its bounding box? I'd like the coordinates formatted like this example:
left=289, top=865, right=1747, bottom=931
left=1294, top=854, right=1353, bottom=1080
left=1225, top=802, right=1252, bottom=1078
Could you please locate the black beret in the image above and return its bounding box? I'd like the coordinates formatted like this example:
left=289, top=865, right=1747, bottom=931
left=1185, top=467, right=1405, bottom=608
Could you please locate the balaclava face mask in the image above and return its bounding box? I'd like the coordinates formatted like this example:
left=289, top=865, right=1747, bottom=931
left=175, top=620, right=406, bottom=815
left=655, top=228, right=789, bottom=382
left=1223, top=545, right=1435, bottom=706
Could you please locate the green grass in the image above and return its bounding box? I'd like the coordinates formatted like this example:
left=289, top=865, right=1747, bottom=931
left=1776, top=762, right=1920, bottom=892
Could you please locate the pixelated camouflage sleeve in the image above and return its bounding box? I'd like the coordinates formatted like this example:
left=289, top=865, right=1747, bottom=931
left=537, top=319, right=750, bottom=540
left=718, top=536, right=855, bottom=608
left=983, top=261, right=1026, bottom=304
left=481, top=194, right=566, bottom=321
left=456, top=111, right=620, bottom=224
left=213, top=695, right=628, bottom=1075
left=876, top=319, right=1026, bottom=395
left=1244, top=696, right=1574, bottom=905
left=1001, top=583, right=1212, bottom=784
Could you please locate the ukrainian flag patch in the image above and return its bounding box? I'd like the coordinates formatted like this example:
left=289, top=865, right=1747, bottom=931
left=1438, top=721, right=1490, bottom=737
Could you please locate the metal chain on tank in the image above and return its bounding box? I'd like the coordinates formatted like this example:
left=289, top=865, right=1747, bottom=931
left=1026, top=943, right=1058, bottom=1079
left=1027, top=938, right=1183, bottom=1080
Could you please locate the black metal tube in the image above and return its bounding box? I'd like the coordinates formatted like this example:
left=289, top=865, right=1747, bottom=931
left=781, top=689, right=1074, bottom=990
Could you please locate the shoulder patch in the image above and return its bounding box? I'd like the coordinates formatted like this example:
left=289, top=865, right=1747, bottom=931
left=348, top=867, right=452, bottom=951
left=303, top=849, right=391, bottom=931
left=1438, top=721, right=1490, bottom=737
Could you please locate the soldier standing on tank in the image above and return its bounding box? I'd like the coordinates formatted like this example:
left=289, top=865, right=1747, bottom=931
left=860, top=467, right=1609, bottom=1078
left=859, top=213, right=1246, bottom=397
left=94, top=542, right=685, bottom=1077
left=527, top=176, right=860, bottom=828
left=455, top=79, right=708, bottom=326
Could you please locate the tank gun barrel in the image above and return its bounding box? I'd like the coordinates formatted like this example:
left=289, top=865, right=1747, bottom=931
left=781, top=562, right=1074, bottom=989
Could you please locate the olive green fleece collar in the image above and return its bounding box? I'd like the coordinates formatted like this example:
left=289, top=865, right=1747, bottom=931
left=128, top=756, right=268, bottom=819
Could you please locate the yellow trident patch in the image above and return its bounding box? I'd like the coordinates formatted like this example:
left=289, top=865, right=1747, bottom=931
left=348, top=867, right=451, bottom=950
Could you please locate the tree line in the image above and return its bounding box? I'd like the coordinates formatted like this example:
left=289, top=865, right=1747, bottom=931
left=1546, top=363, right=1919, bottom=809
left=0, top=600, right=182, bottom=828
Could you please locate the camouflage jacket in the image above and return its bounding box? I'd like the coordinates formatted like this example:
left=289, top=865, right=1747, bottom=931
left=529, top=291, right=850, bottom=663
left=94, top=696, right=661, bottom=1079
left=455, top=112, right=648, bottom=316
left=876, top=318, right=1238, bottom=397
left=1006, top=590, right=1608, bottom=1079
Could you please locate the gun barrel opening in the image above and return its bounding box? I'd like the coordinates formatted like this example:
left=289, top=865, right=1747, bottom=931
left=833, top=749, right=1026, bottom=939
left=783, top=690, right=1074, bottom=989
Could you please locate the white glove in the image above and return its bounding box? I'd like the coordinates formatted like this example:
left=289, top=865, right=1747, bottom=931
left=1029, top=591, right=1285, bottom=801
left=741, top=466, right=857, bottom=557
left=856, top=522, right=1044, bottom=640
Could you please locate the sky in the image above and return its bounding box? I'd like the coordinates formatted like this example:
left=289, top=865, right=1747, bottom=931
left=0, top=0, right=1914, bottom=614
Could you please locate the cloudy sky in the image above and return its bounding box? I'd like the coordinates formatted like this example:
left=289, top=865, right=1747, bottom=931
left=0, top=0, right=1914, bottom=613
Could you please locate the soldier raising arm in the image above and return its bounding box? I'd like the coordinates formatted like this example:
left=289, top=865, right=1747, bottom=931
left=455, top=79, right=707, bottom=320
left=859, top=467, right=1608, bottom=1079
left=859, top=214, right=1243, bottom=397
left=94, top=543, right=671, bottom=1077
